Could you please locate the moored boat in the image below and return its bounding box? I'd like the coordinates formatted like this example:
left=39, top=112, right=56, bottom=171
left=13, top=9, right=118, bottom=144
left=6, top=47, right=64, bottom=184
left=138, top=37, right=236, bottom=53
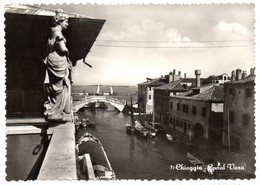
left=76, top=132, right=116, bottom=180
left=187, top=152, right=214, bottom=175
left=135, top=120, right=149, bottom=137
left=82, top=118, right=96, bottom=127
left=166, top=134, right=175, bottom=142
left=187, top=152, right=204, bottom=166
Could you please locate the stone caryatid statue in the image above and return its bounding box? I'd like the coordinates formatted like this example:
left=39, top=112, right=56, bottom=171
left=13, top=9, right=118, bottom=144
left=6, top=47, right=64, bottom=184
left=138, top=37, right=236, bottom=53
left=43, top=10, right=72, bottom=122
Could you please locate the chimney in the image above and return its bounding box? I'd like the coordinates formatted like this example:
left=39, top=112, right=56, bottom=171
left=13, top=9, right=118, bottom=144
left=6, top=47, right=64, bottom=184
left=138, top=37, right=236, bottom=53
left=172, top=69, right=178, bottom=82
left=178, top=71, right=181, bottom=77
left=195, top=69, right=201, bottom=87
left=184, top=73, right=186, bottom=79
left=250, top=67, right=255, bottom=75
left=236, top=69, right=242, bottom=80
left=231, top=71, right=236, bottom=81
left=242, top=70, right=247, bottom=79
left=169, top=72, right=173, bottom=83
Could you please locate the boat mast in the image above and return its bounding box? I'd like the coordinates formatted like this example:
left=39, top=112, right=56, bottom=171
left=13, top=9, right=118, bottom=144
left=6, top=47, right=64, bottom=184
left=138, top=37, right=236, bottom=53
left=97, top=84, right=100, bottom=94
left=152, top=92, right=155, bottom=129
left=130, top=95, right=135, bottom=126
left=110, top=86, right=113, bottom=95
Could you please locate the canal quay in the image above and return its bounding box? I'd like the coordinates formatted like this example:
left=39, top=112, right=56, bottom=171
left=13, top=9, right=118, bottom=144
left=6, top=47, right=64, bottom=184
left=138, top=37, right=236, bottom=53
left=75, top=107, right=193, bottom=180
left=4, top=3, right=256, bottom=182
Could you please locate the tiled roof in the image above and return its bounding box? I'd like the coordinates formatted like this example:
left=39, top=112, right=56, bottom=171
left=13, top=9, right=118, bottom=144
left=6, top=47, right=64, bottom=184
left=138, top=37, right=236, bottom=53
left=154, top=78, right=198, bottom=90
left=138, top=78, right=167, bottom=86
left=154, top=79, right=183, bottom=90
left=172, top=84, right=224, bottom=102
left=192, top=85, right=224, bottom=101
left=203, top=75, right=222, bottom=84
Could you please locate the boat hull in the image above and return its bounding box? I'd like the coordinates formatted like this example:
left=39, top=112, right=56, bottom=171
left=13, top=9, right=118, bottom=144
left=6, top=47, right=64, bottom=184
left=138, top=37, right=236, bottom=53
left=76, top=133, right=116, bottom=180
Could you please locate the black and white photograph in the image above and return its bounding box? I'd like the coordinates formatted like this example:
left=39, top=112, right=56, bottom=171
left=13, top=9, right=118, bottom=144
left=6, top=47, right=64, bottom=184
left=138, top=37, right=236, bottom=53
left=1, top=0, right=258, bottom=183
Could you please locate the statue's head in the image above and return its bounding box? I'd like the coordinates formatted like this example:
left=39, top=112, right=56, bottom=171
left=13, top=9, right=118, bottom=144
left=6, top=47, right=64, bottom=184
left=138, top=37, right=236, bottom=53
left=53, top=9, right=69, bottom=30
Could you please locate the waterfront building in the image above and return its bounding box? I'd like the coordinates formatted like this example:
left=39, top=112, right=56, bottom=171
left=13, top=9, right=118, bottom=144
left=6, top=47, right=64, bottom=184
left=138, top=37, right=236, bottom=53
left=153, top=69, right=202, bottom=125
left=222, top=68, right=255, bottom=154
left=168, top=70, right=224, bottom=145
left=5, top=5, right=105, bottom=180
left=138, top=76, right=168, bottom=113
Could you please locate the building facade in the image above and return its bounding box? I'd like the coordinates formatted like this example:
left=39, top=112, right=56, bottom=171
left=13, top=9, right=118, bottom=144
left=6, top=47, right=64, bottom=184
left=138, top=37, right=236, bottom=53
left=168, top=83, right=224, bottom=144
left=154, top=69, right=202, bottom=125
left=222, top=69, right=255, bottom=154
left=138, top=77, right=168, bottom=113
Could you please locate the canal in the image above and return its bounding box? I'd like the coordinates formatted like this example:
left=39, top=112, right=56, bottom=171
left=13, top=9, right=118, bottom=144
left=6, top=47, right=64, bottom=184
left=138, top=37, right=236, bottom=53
left=75, top=108, right=206, bottom=180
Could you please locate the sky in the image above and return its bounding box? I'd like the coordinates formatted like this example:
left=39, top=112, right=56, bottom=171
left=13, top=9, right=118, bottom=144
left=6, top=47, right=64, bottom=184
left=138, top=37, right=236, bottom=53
left=43, top=4, right=255, bottom=85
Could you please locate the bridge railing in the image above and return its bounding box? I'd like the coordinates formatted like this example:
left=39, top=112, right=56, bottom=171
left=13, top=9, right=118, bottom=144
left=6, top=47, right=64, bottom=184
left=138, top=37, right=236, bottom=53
left=73, top=96, right=126, bottom=106
left=105, top=97, right=126, bottom=105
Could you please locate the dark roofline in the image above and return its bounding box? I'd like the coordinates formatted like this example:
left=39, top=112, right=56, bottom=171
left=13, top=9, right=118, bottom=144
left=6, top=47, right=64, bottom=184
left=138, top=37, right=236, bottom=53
left=225, top=75, right=255, bottom=84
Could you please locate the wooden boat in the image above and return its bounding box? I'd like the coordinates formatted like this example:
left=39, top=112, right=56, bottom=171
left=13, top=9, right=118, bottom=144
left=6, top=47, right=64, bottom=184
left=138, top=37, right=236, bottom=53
left=166, top=134, right=175, bottom=142
left=126, top=123, right=135, bottom=133
left=187, top=152, right=204, bottom=166
left=76, top=133, right=116, bottom=180
left=187, top=152, right=214, bottom=175
left=82, top=118, right=96, bottom=127
left=135, top=120, right=149, bottom=137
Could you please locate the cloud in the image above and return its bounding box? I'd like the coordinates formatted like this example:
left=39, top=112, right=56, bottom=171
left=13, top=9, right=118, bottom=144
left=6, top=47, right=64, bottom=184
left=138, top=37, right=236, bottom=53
left=213, top=21, right=252, bottom=41
left=98, top=18, right=204, bottom=48
left=217, top=21, right=248, bottom=35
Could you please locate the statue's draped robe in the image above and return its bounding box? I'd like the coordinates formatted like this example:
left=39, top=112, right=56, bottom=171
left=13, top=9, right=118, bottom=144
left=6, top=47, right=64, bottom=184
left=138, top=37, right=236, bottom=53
left=43, top=27, right=72, bottom=120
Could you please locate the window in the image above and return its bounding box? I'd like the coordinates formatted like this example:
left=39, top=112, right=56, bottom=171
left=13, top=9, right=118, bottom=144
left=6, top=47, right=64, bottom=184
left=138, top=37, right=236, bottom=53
left=192, top=106, right=197, bottom=115
left=229, top=88, right=236, bottom=96
left=169, top=117, right=172, bottom=124
left=177, top=103, right=180, bottom=111
left=224, top=76, right=227, bottom=81
left=180, top=121, right=183, bottom=127
left=170, top=102, right=173, bottom=109
left=182, top=104, right=189, bottom=113
left=187, top=123, right=191, bottom=130
left=185, top=105, right=189, bottom=113
left=245, top=88, right=253, bottom=98
left=202, top=107, right=207, bottom=117
left=148, top=95, right=151, bottom=100
left=243, top=114, right=250, bottom=126
left=184, top=122, right=187, bottom=132
left=182, top=104, right=185, bottom=112
left=229, top=111, right=235, bottom=124
left=230, top=135, right=241, bottom=151
left=176, top=119, right=179, bottom=126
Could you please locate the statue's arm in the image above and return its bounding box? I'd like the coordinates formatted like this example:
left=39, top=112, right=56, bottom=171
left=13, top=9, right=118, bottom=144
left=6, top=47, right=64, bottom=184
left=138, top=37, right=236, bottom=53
left=55, top=31, right=69, bottom=56
left=58, top=39, right=69, bottom=55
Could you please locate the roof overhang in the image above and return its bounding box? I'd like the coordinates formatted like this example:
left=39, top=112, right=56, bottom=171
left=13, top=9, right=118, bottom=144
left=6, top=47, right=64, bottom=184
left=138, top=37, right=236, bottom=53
left=5, top=5, right=105, bottom=66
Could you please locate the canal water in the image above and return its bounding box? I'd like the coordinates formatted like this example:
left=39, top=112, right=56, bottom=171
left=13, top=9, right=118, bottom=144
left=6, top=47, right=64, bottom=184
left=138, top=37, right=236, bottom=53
left=75, top=108, right=207, bottom=180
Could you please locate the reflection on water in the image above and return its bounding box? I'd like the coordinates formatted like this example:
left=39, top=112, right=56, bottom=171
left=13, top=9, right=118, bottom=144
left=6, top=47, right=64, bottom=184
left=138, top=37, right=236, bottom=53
left=75, top=108, right=196, bottom=180
left=129, top=136, right=135, bottom=162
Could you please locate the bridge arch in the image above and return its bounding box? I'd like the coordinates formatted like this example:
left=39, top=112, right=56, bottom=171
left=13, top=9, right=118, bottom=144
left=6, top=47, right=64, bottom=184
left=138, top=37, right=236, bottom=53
left=73, top=96, right=127, bottom=113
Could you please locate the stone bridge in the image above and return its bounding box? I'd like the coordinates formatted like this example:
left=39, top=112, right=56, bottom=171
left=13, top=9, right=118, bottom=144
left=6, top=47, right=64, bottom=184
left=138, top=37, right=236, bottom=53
left=73, top=96, right=127, bottom=112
